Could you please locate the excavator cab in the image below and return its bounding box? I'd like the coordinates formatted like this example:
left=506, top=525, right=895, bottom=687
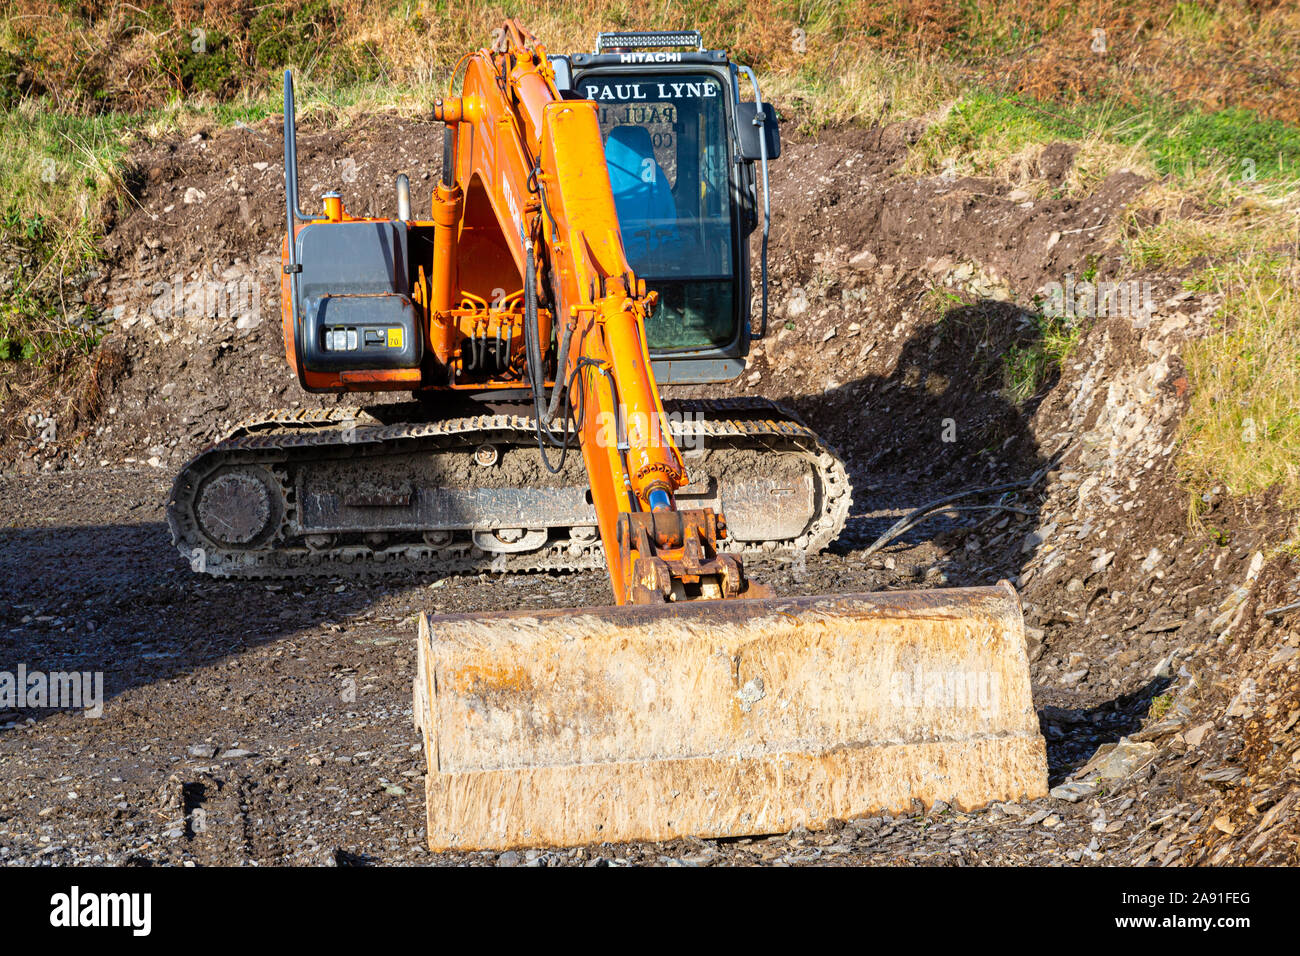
left=552, top=31, right=780, bottom=384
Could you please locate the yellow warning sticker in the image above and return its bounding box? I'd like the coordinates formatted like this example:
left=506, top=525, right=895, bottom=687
left=387, top=328, right=403, bottom=348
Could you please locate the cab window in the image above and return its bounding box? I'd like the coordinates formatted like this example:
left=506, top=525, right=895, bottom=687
left=584, top=73, right=738, bottom=351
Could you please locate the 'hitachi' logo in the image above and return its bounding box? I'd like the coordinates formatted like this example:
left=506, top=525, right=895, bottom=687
left=618, top=51, right=681, bottom=63
left=49, top=886, right=152, bottom=937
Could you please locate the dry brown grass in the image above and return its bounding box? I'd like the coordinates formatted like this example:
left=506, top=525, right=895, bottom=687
left=4, top=1, right=1300, bottom=123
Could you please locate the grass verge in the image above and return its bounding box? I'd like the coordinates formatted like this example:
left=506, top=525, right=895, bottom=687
left=1180, top=255, right=1300, bottom=509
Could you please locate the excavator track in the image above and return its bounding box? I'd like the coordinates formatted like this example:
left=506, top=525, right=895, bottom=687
left=166, top=398, right=851, bottom=579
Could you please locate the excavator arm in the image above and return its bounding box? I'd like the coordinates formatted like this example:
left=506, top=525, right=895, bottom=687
left=433, top=22, right=746, bottom=605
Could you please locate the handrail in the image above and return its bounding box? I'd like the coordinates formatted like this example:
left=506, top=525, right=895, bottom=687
left=283, top=69, right=327, bottom=387
left=736, top=65, right=771, bottom=339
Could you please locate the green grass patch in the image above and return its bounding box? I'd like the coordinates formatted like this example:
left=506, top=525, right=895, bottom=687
left=909, top=89, right=1300, bottom=185
left=1180, top=255, right=1300, bottom=508
left=1002, top=312, right=1083, bottom=403
left=0, top=280, right=101, bottom=363
left=0, top=106, right=132, bottom=365
left=1144, top=107, right=1300, bottom=182
left=0, top=108, right=133, bottom=263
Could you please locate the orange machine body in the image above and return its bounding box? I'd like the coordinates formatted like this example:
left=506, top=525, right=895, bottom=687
left=280, top=21, right=744, bottom=605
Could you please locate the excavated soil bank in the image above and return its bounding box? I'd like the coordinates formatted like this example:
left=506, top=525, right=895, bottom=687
left=0, top=112, right=1296, bottom=866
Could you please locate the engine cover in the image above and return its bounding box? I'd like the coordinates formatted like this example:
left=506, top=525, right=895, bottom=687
left=295, top=220, right=423, bottom=373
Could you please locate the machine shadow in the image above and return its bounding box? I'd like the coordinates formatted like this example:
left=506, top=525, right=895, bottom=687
left=0, top=519, right=441, bottom=733
left=1040, top=676, right=1174, bottom=785
left=764, top=297, right=1060, bottom=575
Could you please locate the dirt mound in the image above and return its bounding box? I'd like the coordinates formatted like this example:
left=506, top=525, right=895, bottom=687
left=735, top=128, right=1147, bottom=486
left=1, top=112, right=1295, bottom=865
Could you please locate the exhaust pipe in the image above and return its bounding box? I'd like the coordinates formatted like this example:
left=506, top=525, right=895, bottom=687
left=282, top=69, right=327, bottom=387
left=396, top=173, right=411, bottom=221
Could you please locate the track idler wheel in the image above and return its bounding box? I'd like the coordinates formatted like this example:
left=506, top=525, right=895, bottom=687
left=194, top=466, right=283, bottom=549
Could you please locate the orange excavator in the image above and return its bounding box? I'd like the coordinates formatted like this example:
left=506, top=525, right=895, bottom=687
left=169, top=22, right=1047, bottom=849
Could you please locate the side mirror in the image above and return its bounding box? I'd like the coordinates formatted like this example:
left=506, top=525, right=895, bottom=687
left=735, top=101, right=781, bottom=162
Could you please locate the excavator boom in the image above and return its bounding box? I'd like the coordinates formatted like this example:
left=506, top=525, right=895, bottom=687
left=431, top=22, right=744, bottom=604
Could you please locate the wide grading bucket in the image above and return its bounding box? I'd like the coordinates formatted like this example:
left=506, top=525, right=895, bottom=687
left=414, top=582, right=1047, bottom=851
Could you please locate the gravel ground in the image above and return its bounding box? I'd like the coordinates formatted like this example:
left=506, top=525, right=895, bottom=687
left=0, top=468, right=1112, bottom=866
left=3, top=463, right=1288, bottom=867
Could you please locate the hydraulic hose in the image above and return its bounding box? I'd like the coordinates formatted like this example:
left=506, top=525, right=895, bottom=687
left=544, top=320, right=573, bottom=424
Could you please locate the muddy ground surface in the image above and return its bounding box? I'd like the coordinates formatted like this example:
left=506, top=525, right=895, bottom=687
left=1, top=113, right=1296, bottom=866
